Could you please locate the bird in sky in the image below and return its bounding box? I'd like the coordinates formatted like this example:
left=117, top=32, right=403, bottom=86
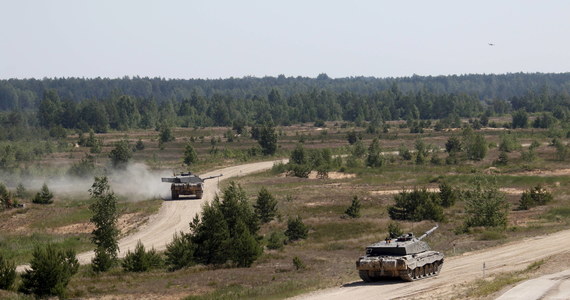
left=488, top=43, right=495, bottom=46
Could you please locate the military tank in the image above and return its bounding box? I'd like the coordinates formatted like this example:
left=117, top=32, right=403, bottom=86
left=161, top=172, right=222, bottom=200
left=356, top=225, right=444, bottom=282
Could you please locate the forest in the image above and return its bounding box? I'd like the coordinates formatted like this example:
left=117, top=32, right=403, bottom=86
left=2, top=72, right=570, bottom=136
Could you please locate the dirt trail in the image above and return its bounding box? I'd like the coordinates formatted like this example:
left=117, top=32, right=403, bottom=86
left=17, top=159, right=286, bottom=271
left=293, top=229, right=570, bottom=300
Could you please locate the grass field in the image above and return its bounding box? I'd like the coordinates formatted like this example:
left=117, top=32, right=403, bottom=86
left=2, top=119, right=570, bottom=299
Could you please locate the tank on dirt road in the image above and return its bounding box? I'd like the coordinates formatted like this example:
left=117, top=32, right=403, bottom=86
left=356, top=225, right=444, bottom=282
left=161, top=172, right=222, bottom=200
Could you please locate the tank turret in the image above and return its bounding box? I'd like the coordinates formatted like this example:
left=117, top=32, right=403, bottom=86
left=356, top=225, right=444, bottom=282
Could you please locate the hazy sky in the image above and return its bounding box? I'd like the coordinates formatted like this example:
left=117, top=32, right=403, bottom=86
left=2, top=0, right=570, bottom=79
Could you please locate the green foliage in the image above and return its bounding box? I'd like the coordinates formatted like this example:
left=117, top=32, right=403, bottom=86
left=159, top=125, right=175, bottom=143
left=165, top=232, right=195, bottom=271
left=290, top=144, right=307, bottom=165
left=387, top=222, right=403, bottom=238
left=266, top=231, right=286, bottom=250
left=19, top=244, right=79, bottom=298
left=366, top=138, right=383, bottom=167
left=554, top=139, right=570, bottom=161
left=498, top=133, right=520, bottom=152
left=495, top=151, right=509, bottom=166
left=346, top=131, right=361, bottom=145
left=0, top=182, right=11, bottom=210
left=388, top=188, right=444, bottom=222
left=32, top=183, right=54, bottom=204
left=109, top=139, right=132, bottom=168
left=445, top=136, right=462, bottom=153
left=89, top=176, right=119, bottom=272
left=67, top=155, right=95, bottom=178
left=257, top=122, right=278, bottom=155
left=511, top=109, right=529, bottom=129
left=344, top=195, right=361, bottom=218
left=183, top=143, right=198, bottom=166
left=190, top=182, right=261, bottom=267
left=254, top=187, right=278, bottom=224
left=518, top=184, right=553, bottom=210
left=0, top=253, right=16, bottom=290
left=288, top=163, right=311, bottom=178
left=229, top=220, right=262, bottom=267
left=439, top=181, right=458, bottom=208
left=464, top=178, right=509, bottom=228
left=15, top=183, right=26, bottom=199
left=292, top=256, right=305, bottom=270
left=122, top=240, right=163, bottom=272
left=465, top=133, right=488, bottom=161
left=285, top=216, right=309, bottom=242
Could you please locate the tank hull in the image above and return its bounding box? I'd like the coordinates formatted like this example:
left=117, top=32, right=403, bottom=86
left=171, top=183, right=204, bottom=200
left=356, top=251, right=444, bottom=281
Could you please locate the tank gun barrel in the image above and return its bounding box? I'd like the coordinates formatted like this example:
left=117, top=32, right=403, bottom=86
left=418, top=224, right=438, bottom=241
left=202, top=174, right=223, bottom=181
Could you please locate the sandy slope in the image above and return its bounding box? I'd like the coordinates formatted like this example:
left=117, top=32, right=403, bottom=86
left=496, top=269, right=570, bottom=300
left=17, top=159, right=286, bottom=271
left=293, top=229, right=570, bottom=300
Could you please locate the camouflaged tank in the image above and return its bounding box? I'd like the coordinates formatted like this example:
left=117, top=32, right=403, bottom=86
left=161, top=172, right=222, bottom=200
left=356, top=225, right=444, bottom=282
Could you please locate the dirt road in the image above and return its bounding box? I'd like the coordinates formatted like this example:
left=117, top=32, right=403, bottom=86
left=16, top=159, right=285, bottom=272
left=496, top=269, right=570, bottom=300
left=294, top=229, right=570, bottom=300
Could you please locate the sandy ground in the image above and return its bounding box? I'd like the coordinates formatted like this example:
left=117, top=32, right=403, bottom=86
left=16, top=159, right=287, bottom=272
left=292, top=229, right=570, bottom=300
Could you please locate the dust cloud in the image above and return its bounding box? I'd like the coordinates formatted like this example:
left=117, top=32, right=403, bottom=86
left=9, top=163, right=174, bottom=201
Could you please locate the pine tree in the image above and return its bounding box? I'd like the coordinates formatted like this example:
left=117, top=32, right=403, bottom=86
left=229, top=220, right=262, bottom=267
left=183, top=143, right=198, bottom=166
left=254, top=187, right=278, bottom=224
left=89, top=177, right=119, bottom=272
left=0, top=253, right=16, bottom=290
left=344, top=195, right=361, bottom=218
left=20, top=244, right=78, bottom=298
left=285, top=216, right=309, bottom=241
left=190, top=200, right=230, bottom=265
left=32, top=183, right=53, bottom=204
left=109, top=140, right=132, bottom=168
left=165, top=232, right=195, bottom=271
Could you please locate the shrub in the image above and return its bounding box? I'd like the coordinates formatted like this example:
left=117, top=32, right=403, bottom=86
left=518, top=184, right=553, bottom=210
left=388, top=188, right=444, bottom=222
left=0, top=254, right=16, bottom=290
left=165, top=232, right=195, bottom=271
left=266, top=231, right=286, bottom=250
left=20, top=244, right=79, bottom=298
left=344, top=195, right=361, bottom=218
left=254, top=187, right=278, bottom=224
left=109, top=140, right=132, bottom=168
left=387, top=222, right=403, bottom=239
left=122, top=240, right=163, bottom=272
left=439, top=181, right=458, bottom=208
left=32, top=183, right=53, bottom=204
left=464, top=179, right=509, bottom=228
left=288, top=164, right=311, bottom=178
left=292, top=256, right=305, bottom=270
left=89, top=177, right=119, bottom=272
left=183, top=143, right=198, bottom=166
left=0, top=182, right=11, bottom=210
left=285, top=216, right=309, bottom=242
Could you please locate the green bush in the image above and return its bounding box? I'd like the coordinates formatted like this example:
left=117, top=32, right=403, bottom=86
left=292, top=256, right=305, bottom=270
left=387, top=222, right=403, bottom=239
left=344, top=195, right=361, bottom=218
left=165, top=232, right=195, bottom=271
left=388, top=188, right=444, bottom=222
left=122, top=240, right=163, bottom=272
left=285, top=216, right=309, bottom=242
left=518, top=184, right=553, bottom=210
left=20, top=244, right=79, bottom=298
left=266, top=231, right=286, bottom=250
left=32, top=183, right=53, bottom=204
left=0, top=253, right=16, bottom=290
left=464, top=179, right=509, bottom=228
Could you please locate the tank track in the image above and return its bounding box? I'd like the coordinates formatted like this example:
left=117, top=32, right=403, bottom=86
left=400, top=260, right=443, bottom=281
